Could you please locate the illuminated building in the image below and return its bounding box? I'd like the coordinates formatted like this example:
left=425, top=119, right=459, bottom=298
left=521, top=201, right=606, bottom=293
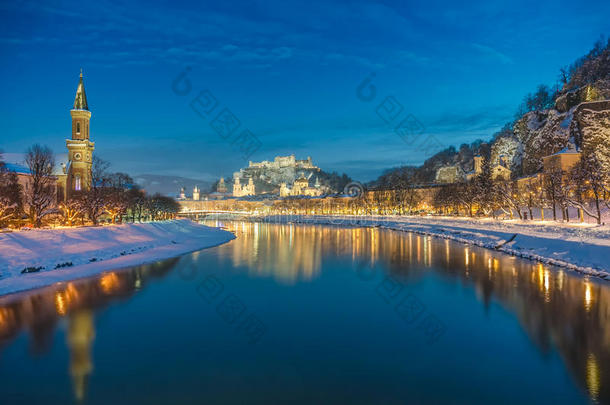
left=57, top=70, right=95, bottom=200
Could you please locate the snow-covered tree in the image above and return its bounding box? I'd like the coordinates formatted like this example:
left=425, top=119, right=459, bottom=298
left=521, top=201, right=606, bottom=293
left=82, top=157, right=110, bottom=225
left=543, top=168, right=568, bottom=221
left=104, top=173, right=133, bottom=223
left=580, top=108, right=610, bottom=181
left=126, top=186, right=147, bottom=222
left=0, top=154, right=23, bottom=226
left=59, top=195, right=85, bottom=226
left=568, top=154, right=606, bottom=224
left=495, top=180, right=522, bottom=219
left=472, top=158, right=500, bottom=216
left=24, top=145, right=56, bottom=227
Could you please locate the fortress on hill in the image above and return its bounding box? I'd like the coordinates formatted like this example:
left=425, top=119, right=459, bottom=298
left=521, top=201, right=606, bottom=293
left=179, top=154, right=329, bottom=200
left=247, top=155, right=317, bottom=170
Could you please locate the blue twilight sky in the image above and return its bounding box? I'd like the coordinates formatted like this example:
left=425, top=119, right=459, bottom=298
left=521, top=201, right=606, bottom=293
left=0, top=0, right=608, bottom=182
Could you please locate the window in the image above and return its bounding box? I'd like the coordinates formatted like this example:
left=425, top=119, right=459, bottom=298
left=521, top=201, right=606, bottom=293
left=76, top=122, right=81, bottom=134
left=74, top=174, right=81, bottom=191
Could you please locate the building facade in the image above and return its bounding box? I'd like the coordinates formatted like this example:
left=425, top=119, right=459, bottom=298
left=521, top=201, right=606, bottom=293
left=217, top=177, right=228, bottom=193
left=279, top=174, right=324, bottom=197
left=542, top=148, right=581, bottom=173
left=233, top=174, right=255, bottom=197
left=437, top=155, right=512, bottom=184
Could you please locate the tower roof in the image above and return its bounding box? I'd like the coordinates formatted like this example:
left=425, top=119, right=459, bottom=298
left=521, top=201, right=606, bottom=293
left=73, top=69, right=88, bottom=110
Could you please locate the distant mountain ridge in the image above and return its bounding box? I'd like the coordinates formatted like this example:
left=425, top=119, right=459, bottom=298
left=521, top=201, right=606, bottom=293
left=134, top=174, right=212, bottom=197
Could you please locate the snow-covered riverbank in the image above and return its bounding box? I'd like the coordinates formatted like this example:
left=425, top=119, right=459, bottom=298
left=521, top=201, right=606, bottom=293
left=0, top=219, right=235, bottom=296
left=258, top=215, right=610, bottom=279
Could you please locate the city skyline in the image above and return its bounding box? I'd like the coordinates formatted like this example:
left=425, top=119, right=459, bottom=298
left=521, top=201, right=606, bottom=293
left=1, top=3, right=609, bottom=404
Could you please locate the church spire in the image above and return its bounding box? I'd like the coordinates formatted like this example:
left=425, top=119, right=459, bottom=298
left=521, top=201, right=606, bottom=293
left=73, top=69, right=89, bottom=110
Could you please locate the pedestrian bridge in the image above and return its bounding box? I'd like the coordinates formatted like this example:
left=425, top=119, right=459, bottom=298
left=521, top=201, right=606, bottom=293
left=177, top=210, right=255, bottom=219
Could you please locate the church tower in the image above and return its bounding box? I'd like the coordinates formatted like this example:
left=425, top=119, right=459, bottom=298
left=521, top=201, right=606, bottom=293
left=66, top=70, right=95, bottom=195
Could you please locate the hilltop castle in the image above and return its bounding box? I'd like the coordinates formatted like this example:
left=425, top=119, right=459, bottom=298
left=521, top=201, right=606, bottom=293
left=178, top=155, right=327, bottom=200
left=230, top=154, right=322, bottom=196
left=247, top=155, right=317, bottom=170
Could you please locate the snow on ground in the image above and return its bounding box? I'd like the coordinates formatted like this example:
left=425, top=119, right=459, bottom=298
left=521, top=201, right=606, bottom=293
left=259, top=215, right=610, bottom=279
left=0, top=219, right=235, bottom=296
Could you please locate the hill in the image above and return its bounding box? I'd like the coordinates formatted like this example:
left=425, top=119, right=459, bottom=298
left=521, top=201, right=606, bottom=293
left=372, top=37, right=610, bottom=187
left=215, top=155, right=352, bottom=195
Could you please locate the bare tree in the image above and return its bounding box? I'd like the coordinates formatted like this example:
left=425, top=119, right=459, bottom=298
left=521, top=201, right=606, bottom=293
left=82, top=157, right=110, bottom=225
left=24, top=145, right=56, bottom=227
left=452, top=182, right=476, bottom=217
left=522, top=177, right=544, bottom=220
left=126, top=186, right=146, bottom=222
left=143, top=193, right=180, bottom=220
left=567, top=155, right=605, bottom=224
left=433, top=184, right=455, bottom=215
left=59, top=194, right=85, bottom=226
left=393, top=173, right=421, bottom=215
left=104, top=172, right=133, bottom=223
left=496, top=180, right=522, bottom=219
left=543, top=168, right=565, bottom=221
left=558, top=66, right=570, bottom=88
left=523, top=84, right=555, bottom=112
left=0, top=153, right=23, bottom=226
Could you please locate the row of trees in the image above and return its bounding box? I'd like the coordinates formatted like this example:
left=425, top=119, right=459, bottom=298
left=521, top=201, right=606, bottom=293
left=0, top=145, right=181, bottom=228
left=433, top=154, right=609, bottom=224
left=273, top=150, right=608, bottom=224
left=273, top=188, right=424, bottom=217
left=284, top=152, right=607, bottom=224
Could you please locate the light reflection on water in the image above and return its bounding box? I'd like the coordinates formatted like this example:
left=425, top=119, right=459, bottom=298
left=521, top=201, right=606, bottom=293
left=0, top=220, right=608, bottom=404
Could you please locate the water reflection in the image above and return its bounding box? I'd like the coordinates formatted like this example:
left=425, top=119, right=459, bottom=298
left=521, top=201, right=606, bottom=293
left=0, top=221, right=608, bottom=404
left=209, top=220, right=610, bottom=402
left=0, top=259, right=178, bottom=403
left=211, top=220, right=323, bottom=284
left=67, top=310, right=94, bottom=402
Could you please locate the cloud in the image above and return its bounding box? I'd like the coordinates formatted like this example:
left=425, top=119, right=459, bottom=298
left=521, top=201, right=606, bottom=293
left=471, top=43, right=513, bottom=64
left=222, top=44, right=239, bottom=51
left=427, top=106, right=513, bottom=132
left=395, top=50, right=430, bottom=65
left=323, top=52, right=385, bottom=70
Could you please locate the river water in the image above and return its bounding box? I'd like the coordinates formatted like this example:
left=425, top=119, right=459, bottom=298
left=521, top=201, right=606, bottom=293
left=0, top=221, right=608, bottom=404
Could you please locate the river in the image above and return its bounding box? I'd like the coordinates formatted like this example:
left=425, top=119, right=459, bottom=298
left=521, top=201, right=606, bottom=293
left=0, top=221, right=608, bottom=404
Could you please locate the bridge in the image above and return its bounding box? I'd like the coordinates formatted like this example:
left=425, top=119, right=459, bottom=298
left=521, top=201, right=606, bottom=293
left=177, top=210, right=256, bottom=219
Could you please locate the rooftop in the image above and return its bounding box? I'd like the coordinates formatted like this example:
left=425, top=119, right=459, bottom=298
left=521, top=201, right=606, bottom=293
left=73, top=69, right=89, bottom=110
